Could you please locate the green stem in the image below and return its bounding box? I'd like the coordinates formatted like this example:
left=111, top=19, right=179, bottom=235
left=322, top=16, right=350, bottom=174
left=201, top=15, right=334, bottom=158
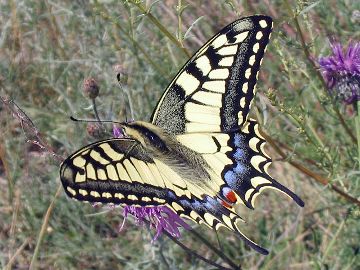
left=130, top=1, right=191, bottom=58
left=141, top=220, right=234, bottom=270
left=306, top=119, right=332, bottom=163
left=188, top=229, right=239, bottom=269
left=356, top=101, right=360, bottom=168
left=29, top=184, right=62, bottom=270
left=93, top=1, right=168, bottom=78
left=92, top=98, right=102, bottom=124
left=176, top=0, right=185, bottom=48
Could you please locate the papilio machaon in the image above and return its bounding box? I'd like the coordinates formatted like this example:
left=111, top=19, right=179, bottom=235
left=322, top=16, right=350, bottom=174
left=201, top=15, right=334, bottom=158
left=60, top=15, right=304, bottom=255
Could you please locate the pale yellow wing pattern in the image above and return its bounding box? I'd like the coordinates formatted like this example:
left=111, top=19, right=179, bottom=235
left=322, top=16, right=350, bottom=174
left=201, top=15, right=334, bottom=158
left=151, top=16, right=273, bottom=134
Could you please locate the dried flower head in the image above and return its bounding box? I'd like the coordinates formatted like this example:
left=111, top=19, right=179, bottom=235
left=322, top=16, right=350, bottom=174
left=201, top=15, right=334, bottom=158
left=319, top=42, right=360, bottom=104
left=120, top=205, right=191, bottom=242
left=86, top=123, right=106, bottom=139
left=83, top=77, right=100, bottom=99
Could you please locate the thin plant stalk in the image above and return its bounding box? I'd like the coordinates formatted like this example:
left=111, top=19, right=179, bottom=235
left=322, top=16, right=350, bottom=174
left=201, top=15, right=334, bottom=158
left=92, top=98, right=102, bottom=124
left=159, top=224, right=236, bottom=270
left=188, top=228, right=239, bottom=269
left=356, top=101, right=360, bottom=169
left=321, top=219, right=345, bottom=262
left=5, top=237, right=31, bottom=270
left=129, top=0, right=191, bottom=58
left=29, top=184, right=62, bottom=270
left=93, top=1, right=168, bottom=78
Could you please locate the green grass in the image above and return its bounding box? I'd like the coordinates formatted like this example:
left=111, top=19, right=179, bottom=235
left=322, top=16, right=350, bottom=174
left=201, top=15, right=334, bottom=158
left=1, top=0, right=359, bottom=269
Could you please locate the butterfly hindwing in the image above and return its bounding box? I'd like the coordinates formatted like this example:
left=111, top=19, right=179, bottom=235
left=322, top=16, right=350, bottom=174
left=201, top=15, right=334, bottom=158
left=151, top=15, right=272, bottom=134
left=166, top=190, right=270, bottom=255
left=224, top=119, right=304, bottom=208
left=176, top=119, right=304, bottom=209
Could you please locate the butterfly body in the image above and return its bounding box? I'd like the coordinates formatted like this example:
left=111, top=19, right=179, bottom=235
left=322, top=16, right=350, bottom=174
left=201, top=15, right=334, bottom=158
left=122, top=121, right=218, bottom=198
left=60, top=15, right=304, bottom=255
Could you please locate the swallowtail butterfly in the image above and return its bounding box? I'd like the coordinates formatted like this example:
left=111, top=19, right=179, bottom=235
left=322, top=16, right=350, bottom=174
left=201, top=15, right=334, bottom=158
left=60, top=15, right=304, bottom=255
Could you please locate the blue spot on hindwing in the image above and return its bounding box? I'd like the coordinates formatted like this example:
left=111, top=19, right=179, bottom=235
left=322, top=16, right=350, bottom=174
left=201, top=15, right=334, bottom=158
left=191, top=200, right=202, bottom=210
left=234, top=162, right=246, bottom=175
left=222, top=132, right=257, bottom=201
left=225, top=170, right=238, bottom=188
left=205, top=196, right=218, bottom=208
left=234, top=133, right=244, bottom=147
left=179, top=199, right=191, bottom=208
left=167, top=191, right=177, bottom=200
left=234, top=148, right=246, bottom=161
left=222, top=187, right=232, bottom=197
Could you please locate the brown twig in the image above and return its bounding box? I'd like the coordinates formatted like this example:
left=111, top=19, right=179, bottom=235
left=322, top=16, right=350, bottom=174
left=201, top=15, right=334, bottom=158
left=0, top=96, right=65, bottom=163
left=1, top=96, right=66, bottom=269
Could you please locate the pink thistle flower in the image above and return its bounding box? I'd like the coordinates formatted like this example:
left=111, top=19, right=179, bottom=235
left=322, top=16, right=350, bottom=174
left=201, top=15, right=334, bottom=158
left=319, top=42, right=360, bottom=104
left=120, top=205, right=191, bottom=242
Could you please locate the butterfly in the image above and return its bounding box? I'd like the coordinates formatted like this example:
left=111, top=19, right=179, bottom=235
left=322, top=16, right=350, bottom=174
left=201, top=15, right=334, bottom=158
left=60, top=15, right=304, bottom=255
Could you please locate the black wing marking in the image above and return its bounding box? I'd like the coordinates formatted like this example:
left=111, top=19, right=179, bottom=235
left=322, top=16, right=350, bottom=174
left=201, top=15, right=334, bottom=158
left=151, top=15, right=273, bottom=134
left=169, top=193, right=269, bottom=255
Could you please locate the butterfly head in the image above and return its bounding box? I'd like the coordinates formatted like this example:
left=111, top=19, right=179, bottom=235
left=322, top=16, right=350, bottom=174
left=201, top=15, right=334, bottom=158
left=122, top=121, right=168, bottom=152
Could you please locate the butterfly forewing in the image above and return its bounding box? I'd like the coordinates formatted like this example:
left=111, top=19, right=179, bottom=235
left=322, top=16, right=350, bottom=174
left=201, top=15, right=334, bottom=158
left=60, top=139, right=171, bottom=205
left=151, top=15, right=273, bottom=134
left=61, top=138, right=217, bottom=205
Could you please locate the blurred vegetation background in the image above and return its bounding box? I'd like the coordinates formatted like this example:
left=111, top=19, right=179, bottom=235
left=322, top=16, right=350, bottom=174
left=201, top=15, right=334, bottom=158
left=0, top=0, right=359, bottom=269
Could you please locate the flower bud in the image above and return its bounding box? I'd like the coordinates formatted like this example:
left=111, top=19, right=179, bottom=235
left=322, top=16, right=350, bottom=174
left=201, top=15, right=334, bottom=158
left=86, top=123, right=105, bottom=139
left=83, top=78, right=99, bottom=99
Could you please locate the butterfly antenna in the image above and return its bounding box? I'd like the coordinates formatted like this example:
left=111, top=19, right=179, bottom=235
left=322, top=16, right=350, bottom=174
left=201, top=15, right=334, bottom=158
left=70, top=116, right=125, bottom=126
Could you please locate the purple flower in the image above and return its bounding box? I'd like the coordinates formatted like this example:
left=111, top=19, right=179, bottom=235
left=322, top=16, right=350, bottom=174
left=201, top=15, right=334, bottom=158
left=319, top=42, right=360, bottom=104
left=120, top=205, right=191, bottom=242
left=113, top=125, right=124, bottom=138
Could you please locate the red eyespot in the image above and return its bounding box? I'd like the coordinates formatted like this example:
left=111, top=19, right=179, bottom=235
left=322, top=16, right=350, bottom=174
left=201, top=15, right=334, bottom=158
left=225, top=190, right=237, bottom=203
